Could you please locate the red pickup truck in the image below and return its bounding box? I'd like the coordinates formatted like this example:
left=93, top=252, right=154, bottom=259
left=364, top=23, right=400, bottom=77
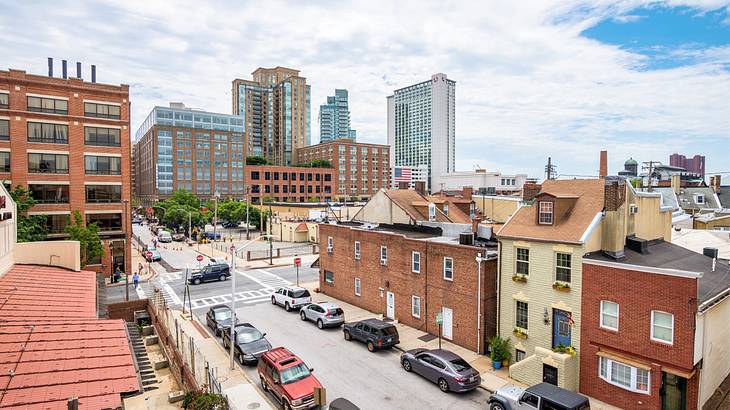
left=258, top=347, right=322, bottom=410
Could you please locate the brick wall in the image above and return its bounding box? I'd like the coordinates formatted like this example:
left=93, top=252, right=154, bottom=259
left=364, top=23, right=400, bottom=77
left=108, top=299, right=149, bottom=322
left=244, top=165, right=335, bottom=203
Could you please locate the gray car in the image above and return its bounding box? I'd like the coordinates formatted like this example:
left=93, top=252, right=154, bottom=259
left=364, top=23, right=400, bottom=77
left=488, top=383, right=590, bottom=410
left=299, top=302, right=345, bottom=329
left=400, top=348, right=481, bottom=393
left=222, top=323, right=272, bottom=365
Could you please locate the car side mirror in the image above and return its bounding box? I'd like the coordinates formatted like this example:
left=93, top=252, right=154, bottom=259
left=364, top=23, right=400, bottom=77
left=274, top=380, right=280, bottom=385
left=309, top=368, right=314, bottom=372
left=262, top=333, right=267, bottom=337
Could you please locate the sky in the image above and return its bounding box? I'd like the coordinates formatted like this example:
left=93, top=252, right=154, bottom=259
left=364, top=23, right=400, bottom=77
left=1, top=0, right=728, bottom=179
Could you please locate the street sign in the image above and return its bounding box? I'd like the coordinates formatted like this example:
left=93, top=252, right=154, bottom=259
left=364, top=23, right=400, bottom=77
left=230, top=245, right=236, bottom=252
left=294, top=257, right=301, bottom=266
left=196, top=255, right=204, bottom=262
left=145, top=251, right=153, bottom=259
left=436, top=312, right=443, bottom=325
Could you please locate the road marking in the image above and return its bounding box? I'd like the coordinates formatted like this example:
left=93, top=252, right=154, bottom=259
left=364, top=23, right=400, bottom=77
left=189, top=287, right=276, bottom=310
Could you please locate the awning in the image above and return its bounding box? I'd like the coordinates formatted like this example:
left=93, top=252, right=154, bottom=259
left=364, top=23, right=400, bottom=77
left=596, top=349, right=652, bottom=371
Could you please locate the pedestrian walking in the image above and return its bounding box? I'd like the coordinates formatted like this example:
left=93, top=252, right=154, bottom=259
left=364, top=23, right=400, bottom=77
left=133, top=272, right=140, bottom=289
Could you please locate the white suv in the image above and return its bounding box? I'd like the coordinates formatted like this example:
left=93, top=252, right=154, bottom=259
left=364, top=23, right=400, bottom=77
left=271, top=286, right=312, bottom=312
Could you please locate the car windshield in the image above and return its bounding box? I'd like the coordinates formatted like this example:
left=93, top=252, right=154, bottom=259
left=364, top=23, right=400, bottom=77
left=449, top=358, right=472, bottom=372
left=236, top=329, right=263, bottom=344
left=291, top=289, right=311, bottom=298
left=214, top=310, right=231, bottom=320
left=379, top=326, right=398, bottom=336
left=280, top=363, right=311, bottom=384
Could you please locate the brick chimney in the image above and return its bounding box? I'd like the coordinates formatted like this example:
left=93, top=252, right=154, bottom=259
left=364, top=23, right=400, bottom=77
left=604, top=178, right=626, bottom=211
left=599, top=150, right=608, bottom=178
left=398, top=181, right=408, bottom=190
left=710, top=175, right=721, bottom=193
left=522, top=182, right=542, bottom=201
left=462, top=186, right=473, bottom=201
left=414, top=181, right=426, bottom=196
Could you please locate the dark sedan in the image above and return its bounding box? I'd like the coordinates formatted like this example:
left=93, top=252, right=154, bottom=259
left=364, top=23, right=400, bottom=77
left=205, top=305, right=235, bottom=337
left=400, top=348, right=481, bottom=393
left=221, top=323, right=272, bottom=365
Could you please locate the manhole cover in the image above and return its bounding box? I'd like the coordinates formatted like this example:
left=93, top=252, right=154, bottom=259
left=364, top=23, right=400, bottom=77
left=247, top=403, right=261, bottom=409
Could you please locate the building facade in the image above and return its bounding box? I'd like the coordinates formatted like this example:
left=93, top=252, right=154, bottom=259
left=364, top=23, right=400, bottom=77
left=436, top=169, right=528, bottom=195
left=0, top=65, right=132, bottom=277
left=670, top=153, right=705, bottom=177
left=387, top=73, right=455, bottom=192
left=133, top=103, right=245, bottom=203
left=391, top=165, right=428, bottom=190
left=296, top=139, right=390, bottom=200
left=244, top=165, right=335, bottom=204
left=319, top=89, right=355, bottom=143
left=232, top=67, right=310, bottom=166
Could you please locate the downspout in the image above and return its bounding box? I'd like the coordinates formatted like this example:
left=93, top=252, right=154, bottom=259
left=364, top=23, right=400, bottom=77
left=477, top=253, right=482, bottom=354
left=496, top=240, right=502, bottom=341
left=424, top=242, right=429, bottom=334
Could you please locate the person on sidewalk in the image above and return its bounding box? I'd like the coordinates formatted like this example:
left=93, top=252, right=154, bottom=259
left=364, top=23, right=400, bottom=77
left=133, top=272, right=140, bottom=289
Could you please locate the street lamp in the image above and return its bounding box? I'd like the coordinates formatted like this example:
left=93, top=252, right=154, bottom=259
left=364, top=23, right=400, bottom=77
left=475, top=252, right=488, bottom=354
left=213, top=190, right=220, bottom=243
left=123, top=199, right=129, bottom=301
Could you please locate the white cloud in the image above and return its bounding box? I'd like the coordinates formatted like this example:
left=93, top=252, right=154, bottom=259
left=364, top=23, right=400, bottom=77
left=0, top=0, right=728, bottom=178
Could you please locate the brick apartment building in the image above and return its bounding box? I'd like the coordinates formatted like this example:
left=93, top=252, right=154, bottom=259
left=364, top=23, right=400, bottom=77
left=319, top=222, right=497, bottom=353
left=0, top=62, right=132, bottom=277
left=296, top=139, right=390, bottom=201
left=244, top=165, right=335, bottom=204
left=670, top=153, right=705, bottom=177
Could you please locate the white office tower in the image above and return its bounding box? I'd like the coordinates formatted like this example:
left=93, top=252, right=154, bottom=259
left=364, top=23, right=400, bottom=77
left=387, top=73, right=455, bottom=193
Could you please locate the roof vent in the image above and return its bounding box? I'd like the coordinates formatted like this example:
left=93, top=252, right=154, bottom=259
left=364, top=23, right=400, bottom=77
left=459, top=232, right=474, bottom=246
left=703, top=247, right=719, bottom=259
left=626, top=236, right=648, bottom=254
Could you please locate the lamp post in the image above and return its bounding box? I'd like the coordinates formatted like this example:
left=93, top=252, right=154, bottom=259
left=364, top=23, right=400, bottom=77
left=245, top=186, right=250, bottom=240
left=123, top=199, right=129, bottom=301
left=213, top=190, right=220, bottom=243
left=475, top=252, right=488, bottom=354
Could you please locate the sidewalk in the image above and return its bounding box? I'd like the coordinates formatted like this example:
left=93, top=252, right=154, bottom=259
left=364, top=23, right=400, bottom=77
left=195, top=241, right=320, bottom=270
left=106, top=237, right=158, bottom=287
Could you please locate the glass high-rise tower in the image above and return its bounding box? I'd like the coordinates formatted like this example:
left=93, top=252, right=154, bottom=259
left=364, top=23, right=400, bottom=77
left=319, top=89, right=356, bottom=143
left=387, top=73, right=455, bottom=192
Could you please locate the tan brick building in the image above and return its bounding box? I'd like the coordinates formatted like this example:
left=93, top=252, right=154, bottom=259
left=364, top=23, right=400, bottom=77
left=0, top=63, right=132, bottom=277
left=296, top=139, right=390, bottom=201
left=244, top=165, right=335, bottom=204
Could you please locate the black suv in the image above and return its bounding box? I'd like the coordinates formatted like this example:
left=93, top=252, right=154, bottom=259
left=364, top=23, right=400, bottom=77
left=188, top=263, right=231, bottom=285
left=343, top=318, right=400, bottom=352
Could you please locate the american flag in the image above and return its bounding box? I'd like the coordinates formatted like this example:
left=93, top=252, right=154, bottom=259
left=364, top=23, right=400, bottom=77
left=394, top=167, right=412, bottom=181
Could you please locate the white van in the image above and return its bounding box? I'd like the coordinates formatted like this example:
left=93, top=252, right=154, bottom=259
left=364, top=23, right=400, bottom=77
left=158, top=231, right=173, bottom=243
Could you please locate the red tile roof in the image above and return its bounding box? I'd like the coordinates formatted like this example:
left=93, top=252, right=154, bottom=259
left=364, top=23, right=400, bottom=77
left=0, top=265, right=140, bottom=410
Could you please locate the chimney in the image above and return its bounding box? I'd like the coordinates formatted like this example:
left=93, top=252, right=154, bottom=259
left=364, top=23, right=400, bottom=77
left=462, top=186, right=473, bottom=201
left=710, top=175, right=721, bottom=193
left=522, top=182, right=542, bottom=201
left=61, top=60, right=67, bottom=79
left=604, top=178, right=627, bottom=211
left=91, top=65, right=96, bottom=83
left=76, top=62, right=81, bottom=79
left=398, top=181, right=408, bottom=190
left=47, top=57, right=53, bottom=77
left=415, top=181, right=426, bottom=196
left=599, top=150, right=608, bottom=178
left=671, top=174, right=681, bottom=195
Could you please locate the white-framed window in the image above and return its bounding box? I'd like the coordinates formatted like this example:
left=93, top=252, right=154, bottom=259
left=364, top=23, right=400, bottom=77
left=354, top=278, right=361, bottom=296
left=516, top=301, right=528, bottom=329
left=324, top=270, right=334, bottom=284
left=327, top=236, right=333, bottom=253
left=515, top=349, right=526, bottom=362
left=412, top=251, right=420, bottom=273
left=599, top=357, right=650, bottom=394
left=354, top=241, right=361, bottom=260
left=443, top=203, right=449, bottom=215
left=516, top=248, right=529, bottom=275
left=651, top=311, right=674, bottom=344
left=695, top=194, right=704, bottom=204
left=380, top=246, right=387, bottom=264
left=443, top=257, right=453, bottom=281
left=538, top=201, right=553, bottom=224
left=555, top=253, right=571, bottom=283
left=600, top=300, right=619, bottom=331
left=411, top=295, right=421, bottom=318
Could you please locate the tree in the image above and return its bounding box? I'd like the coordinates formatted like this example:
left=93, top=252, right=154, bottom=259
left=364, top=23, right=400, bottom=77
left=217, top=200, right=262, bottom=229
left=307, top=197, right=320, bottom=203
left=294, top=159, right=332, bottom=168
left=10, top=186, right=47, bottom=242
left=65, top=210, right=103, bottom=267
left=246, top=156, right=270, bottom=165
left=161, top=204, right=208, bottom=231
left=160, top=189, right=201, bottom=210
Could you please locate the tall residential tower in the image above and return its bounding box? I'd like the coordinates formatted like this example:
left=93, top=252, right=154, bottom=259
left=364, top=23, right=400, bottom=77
left=232, top=67, right=310, bottom=166
left=387, top=73, right=455, bottom=192
left=319, top=89, right=355, bottom=143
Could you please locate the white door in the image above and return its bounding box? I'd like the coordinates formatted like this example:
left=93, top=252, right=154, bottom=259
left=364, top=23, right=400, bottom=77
left=442, top=307, right=453, bottom=339
left=386, top=292, right=395, bottom=319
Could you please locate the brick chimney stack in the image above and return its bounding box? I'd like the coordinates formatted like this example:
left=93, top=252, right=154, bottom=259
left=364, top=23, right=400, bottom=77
left=710, top=175, right=721, bottom=193
left=522, top=182, right=542, bottom=201
left=462, top=186, right=473, bottom=201
left=414, top=181, right=426, bottom=196
left=599, top=150, right=608, bottom=178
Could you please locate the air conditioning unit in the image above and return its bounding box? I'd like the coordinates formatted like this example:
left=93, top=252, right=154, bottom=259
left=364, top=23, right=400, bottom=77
left=327, top=246, right=333, bottom=253
left=629, top=204, right=639, bottom=214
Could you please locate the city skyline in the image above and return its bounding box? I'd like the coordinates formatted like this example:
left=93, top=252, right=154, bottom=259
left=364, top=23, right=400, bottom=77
left=1, top=1, right=728, bottom=179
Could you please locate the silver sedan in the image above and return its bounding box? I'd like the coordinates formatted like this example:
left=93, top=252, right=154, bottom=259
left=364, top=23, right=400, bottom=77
left=300, top=301, right=345, bottom=329
left=401, top=348, right=481, bottom=393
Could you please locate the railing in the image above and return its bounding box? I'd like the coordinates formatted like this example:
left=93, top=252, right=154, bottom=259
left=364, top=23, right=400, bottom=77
left=246, top=243, right=319, bottom=261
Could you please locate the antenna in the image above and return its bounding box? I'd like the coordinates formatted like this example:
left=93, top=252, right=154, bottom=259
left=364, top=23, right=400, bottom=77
left=545, top=157, right=557, bottom=180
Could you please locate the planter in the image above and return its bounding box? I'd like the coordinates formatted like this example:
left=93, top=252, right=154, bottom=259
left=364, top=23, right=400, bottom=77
left=492, top=360, right=502, bottom=370
left=552, top=282, right=571, bottom=292
left=502, top=359, right=510, bottom=367
left=513, top=329, right=528, bottom=339
left=512, top=274, right=528, bottom=283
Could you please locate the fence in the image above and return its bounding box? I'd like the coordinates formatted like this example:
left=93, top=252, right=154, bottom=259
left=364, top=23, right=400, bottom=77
left=246, top=244, right=318, bottom=261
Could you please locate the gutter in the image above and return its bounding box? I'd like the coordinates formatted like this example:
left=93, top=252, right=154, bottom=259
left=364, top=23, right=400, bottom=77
left=579, top=212, right=603, bottom=243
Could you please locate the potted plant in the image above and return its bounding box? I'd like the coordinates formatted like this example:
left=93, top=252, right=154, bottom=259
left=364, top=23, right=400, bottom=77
left=552, top=344, right=577, bottom=356
left=512, top=274, right=528, bottom=283
left=552, top=281, right=570, bottom=291
left=488, top=335, right=512, bottom=369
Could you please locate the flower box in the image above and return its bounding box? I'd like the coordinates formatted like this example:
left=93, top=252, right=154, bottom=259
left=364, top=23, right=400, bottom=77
left=513, top=327, right=528, bottom=339
left=552, top=344, right=576, bottom=356
left=512, top=274, right=528, bottom=283
left=552, top=281, right=570, bottom=291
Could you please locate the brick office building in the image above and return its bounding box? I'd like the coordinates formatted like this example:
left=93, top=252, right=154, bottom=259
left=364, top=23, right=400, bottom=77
left=244, top=165, right=335, bottom=204
left=319, top=222, right=498, bottom=353
left=296, top=139, right=390, bottom=201
left=0, top=62, right=132, bottom=277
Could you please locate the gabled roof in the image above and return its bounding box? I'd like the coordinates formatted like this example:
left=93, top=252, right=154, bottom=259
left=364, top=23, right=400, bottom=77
left=497, top=179, right=605, bottom=244
left=718, top=186, right=730, bottom=209
left=677, top=187, right=721, bottom=210
left=383, top=190, right=452, bottom=223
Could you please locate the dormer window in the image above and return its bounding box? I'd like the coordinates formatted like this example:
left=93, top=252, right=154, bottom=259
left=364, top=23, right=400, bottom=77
left=538, top=201, right=553, bottom=224
left=695, top=194, right=704, bottom=204
left=443, top=204, right=449, bottom=215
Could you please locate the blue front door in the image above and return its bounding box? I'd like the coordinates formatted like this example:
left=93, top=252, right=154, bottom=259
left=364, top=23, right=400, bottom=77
left=553, top=309, right=572, bottom=348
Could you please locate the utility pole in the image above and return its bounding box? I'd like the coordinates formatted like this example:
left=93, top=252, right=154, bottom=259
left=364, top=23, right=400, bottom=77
left=245, top=186, right=250, bottom=240
left=642, top=161, right=661, bottom=192
left=545, top=157, right=556, bottom=180
left=268, top=204, right=273, bottom=265
left=229, top=244, right=237, bottom=370
left=213, top=191, right=220, bottom=242
left=123, top=199, right=129, bottom=302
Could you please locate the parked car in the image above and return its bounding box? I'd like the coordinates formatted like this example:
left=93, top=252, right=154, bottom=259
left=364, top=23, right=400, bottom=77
left=400, top=348, right=481, bottom=393
left=488, top=383, right=590, bottom=410
left=329, top=398, right=360, bottom=410
left=205, top=305, right=236, bottom=336
left=172, top=232, right=186, bottom=242
left=223, top=221, right=240, bottom=228
left=221, top=323, right=272, bottom=365
left=204, top=231, right=222, bottom=240
left=131, top=217, right=143, bottom=225
left=271, top=286, right=312, bottom=312
left=188, top=263, right=231, bottom=285
left=343, top=319, right=399, bottom=352
left=258, top=347, right=322, bottom=410
left=145, top=248, right=162, bottom=262
left=158, top=230, right=173, bottom=243
left=299, top=302, right=344, bottom=329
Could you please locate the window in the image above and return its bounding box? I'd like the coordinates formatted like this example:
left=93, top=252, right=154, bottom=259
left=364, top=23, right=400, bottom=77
left=556, top=253, right=571, bottom=283
left=380, top=246, right=387, bottom=264
left=516, top=248, right=529, bottom=275
left=599, top=357, right=650, bottom=394
left=354, top=278, right=361, bottom=296
left=29, top=184, right=69, bottom=203
left=411, top=296, right=421, bottom=318
left=412, top=251, right=420, bottom=273
left=600, top=300, right=619, bottom=331
left=251, top=171, right=260, bottom=180
left=0, top=152, right=9, bottom=172
left=0, top=92, right=8, bottom=108
left=521, top=392, right=539, bottom=407
left=327, top=236, right=333, bottom=252
left=85, top=155, right=121, bottom=175
left=86, top=213, right=122, bottom=231
left=516, top=301, right=528, bottom=329
left=695, top=194, right=704, bottom=204
left=651, top=311, right=674, bottom=344
left=27, top=122, right=68, bottom=144
left=443, top=203, right=449, bottom=215
left=84, top=127, right=120, bottom=146
left=28, top=153, right=68, bottom=174
left=443, top=257, right=453, bottom=280
left=538, top=201, right=553, bottom=224
left=85, top=185, right=122, bottom=203
left=324, top=270, right=334, bottom=284
left=84, top=102, right=121, bottom=119
left=27, top=96, right=67, bottom=115
left=354, top=241, right=361, bottom=260
left=45, top=214, right=70, bottom=234
left=515, top=349, right=525, bottom=362
left=0, top=119, right=8, bottom=140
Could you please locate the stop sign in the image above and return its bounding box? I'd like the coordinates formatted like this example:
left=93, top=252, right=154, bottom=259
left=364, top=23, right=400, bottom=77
left=294, top=257, right=301, bottom=266
left=145, top=251, right=153, bottom=259
left=196, top=255, right=204, bottom=262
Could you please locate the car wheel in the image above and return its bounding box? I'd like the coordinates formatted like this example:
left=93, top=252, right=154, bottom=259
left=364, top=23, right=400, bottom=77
left=260, top=377, right=268, bottom=392
left=438, top=378, right=449, bottom=393
left=219, top=275, right=226, bottom=281
left=271, top=296, right=276, bottom=305
left=193, top=278, right=201, bottom=285
left=489, top=403, right=506, bottom=410
left=317, top=319, right=324, bottom=329
left=284, top=302, right=291, bottom=312
left=367, top=341, right=375, bottom=352
left=343, top=330, right=352, bottom=341
left=402, top=359, right=412, bottom=372
left=283, top=401, right=293, bottom=410
left=300, top=311, right=307, bottom=321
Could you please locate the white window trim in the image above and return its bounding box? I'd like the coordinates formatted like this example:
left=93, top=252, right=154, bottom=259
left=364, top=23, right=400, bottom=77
left=443, top=257, right=454, bottom=281
left=599, top=357, right=650, bottom=395
left=354, top=278, right=361, bottom=296
left=412, top=251, right=420, bottom=273
left=515, top=248, right=529, bottom=275
left=650, top=310, right=674, bottom=345
left=26, top=92, right=69, bottom=101
left=83, top=99, right=121, bottom=106
left=538, top=201, right=553, bottom=224
left=380, top=246, right=387, bottom=264
left=411, top=295, right=421, bottom=318
left=354, top=241, right=361, bottom=260
left=327, top=236, right=333, bottom=253
left=600, top=300, right=619, bottom=331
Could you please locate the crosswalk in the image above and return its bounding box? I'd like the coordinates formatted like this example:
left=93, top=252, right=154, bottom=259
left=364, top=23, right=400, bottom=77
left=186, top=287, right=277, bottom=310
